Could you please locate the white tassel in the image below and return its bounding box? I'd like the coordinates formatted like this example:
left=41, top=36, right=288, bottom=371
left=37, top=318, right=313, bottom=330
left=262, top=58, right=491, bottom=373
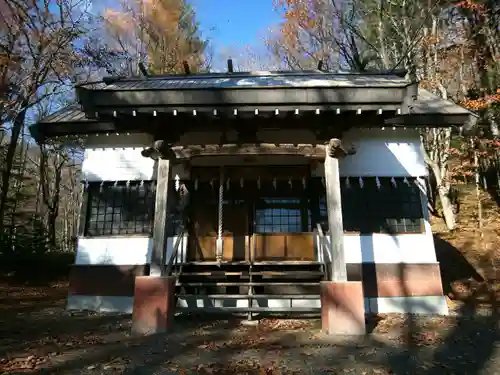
left=174, top=175, right=180, bottom=191
left=257, top=176, right=261, bottom=190
left=226, top=178, right=230, bottom=191
left=194, top=179, right=198, bottom=191
left=140, top=180, right=144, bottom=187
left=375, top=177, right=381, bottom=189
left=240, top=177, right=244, bottom=188
left=391, top=177, right=397, bottom=187
left=302, top=177, right=306, bottom=189
left=273, top=178, right=277, bottom=189
left=345, top=177, right=351, bottom=188
left=210, top=179, right=214, bottom=189
left=403, top=177, right=410, bottom=186
left=99, top=181, right=104, bottom=193
left=359, top=177, right=364, bottom=188
left=321, top=177, right=325, bottom=187
left=288, top=177, right=292, bottom=188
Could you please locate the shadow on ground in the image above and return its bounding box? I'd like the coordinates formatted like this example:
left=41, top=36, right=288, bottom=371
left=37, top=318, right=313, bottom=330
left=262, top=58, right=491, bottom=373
left=3, top=284, right=493, bottom=375
left=1, top=233, right=499, bottom=374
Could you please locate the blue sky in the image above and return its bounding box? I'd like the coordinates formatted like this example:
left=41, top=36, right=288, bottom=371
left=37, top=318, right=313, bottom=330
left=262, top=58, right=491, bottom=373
left=93, top=0, right=282, bottom=50
left=190, top=0, right=281, bottom=49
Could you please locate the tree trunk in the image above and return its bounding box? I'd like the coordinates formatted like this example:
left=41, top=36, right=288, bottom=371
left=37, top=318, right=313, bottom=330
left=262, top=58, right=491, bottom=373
left=423, top=145, right=456, bottom=230
left=39, top=148, right=64, bottom=249
left=0, top=106, right=27, bottom=230
left=47, top=209, right=57, bottom=247
left=472, top=138, right=483, bottom=237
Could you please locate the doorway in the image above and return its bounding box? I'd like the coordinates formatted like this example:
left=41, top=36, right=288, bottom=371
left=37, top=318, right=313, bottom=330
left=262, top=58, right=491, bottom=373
left=186, top=166, right=316, bottom=262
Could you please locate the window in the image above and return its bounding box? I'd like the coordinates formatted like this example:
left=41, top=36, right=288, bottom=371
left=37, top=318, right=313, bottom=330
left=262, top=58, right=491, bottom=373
left=314, top=177, right=424, bottom=234
left=84, top=181, right=155, bottom=237
left=166, top=193, right=184, bottom=236
left=254, top=198, right=309, bottom=233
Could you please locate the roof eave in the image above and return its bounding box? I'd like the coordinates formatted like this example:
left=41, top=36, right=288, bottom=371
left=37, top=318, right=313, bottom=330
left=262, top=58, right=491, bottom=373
left=461, top=113, right=480, bottom=135
left=387, top=112, right=478, bottom=127
left=77, top=84, right=416, bottom=114
left=30, top=120, right=117, bottom=143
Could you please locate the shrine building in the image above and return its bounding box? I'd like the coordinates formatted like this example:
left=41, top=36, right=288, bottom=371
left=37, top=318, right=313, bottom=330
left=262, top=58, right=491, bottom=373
left=31, top=68, right=477, bottom=334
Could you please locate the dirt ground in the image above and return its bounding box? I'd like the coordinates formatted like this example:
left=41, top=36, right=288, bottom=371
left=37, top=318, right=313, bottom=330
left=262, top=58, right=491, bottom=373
left=0, top=281, right=498, bottom=375
left=1, top=188, right=499, bottom=374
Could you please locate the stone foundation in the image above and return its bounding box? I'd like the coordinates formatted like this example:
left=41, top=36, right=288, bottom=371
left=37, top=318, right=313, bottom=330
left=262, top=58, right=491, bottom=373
left=320, top=281, right=366, bottom=335
left=131, top=276, right=176, bottom=335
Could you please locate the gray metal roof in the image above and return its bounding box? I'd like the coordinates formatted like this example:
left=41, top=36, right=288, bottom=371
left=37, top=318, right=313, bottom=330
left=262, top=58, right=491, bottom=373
left=38, top=88, right=477, bottom=125
left=38, top=104, right=96, bottom=124
left=80, top=71, right=412, bottom=91
left=412, top=88, right=478, bottom=117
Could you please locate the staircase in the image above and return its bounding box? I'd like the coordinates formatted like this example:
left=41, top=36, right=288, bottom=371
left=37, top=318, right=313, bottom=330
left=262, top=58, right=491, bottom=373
left=174, top=261, right=324, bottom=315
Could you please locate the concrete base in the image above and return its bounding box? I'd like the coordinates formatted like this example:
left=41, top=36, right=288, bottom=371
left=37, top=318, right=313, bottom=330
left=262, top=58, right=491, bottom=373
left=320, top=281, right=366, bottom=335
left=131, top=276, right=176, bottom=336
left=241, top=319, right=259, bottom=326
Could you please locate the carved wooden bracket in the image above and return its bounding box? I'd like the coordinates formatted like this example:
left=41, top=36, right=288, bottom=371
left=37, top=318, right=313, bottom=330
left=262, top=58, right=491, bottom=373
left=141, top=140, right=176, bottom=160
left=327, top=138, right=356, bottom=158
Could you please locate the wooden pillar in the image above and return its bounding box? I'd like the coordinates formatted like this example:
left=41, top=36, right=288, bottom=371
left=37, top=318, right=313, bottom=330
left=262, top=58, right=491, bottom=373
left=324, top=140, right=347, bottom=282
left=133, top=142, right=176, bottom=335
left=320, top=138, right=365, bottom=335
left=151, top=157, right=172, bottom=276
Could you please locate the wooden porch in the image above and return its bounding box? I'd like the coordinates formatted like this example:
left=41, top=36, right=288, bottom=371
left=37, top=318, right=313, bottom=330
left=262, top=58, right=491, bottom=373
left=181, top=165, right=321, bottom=264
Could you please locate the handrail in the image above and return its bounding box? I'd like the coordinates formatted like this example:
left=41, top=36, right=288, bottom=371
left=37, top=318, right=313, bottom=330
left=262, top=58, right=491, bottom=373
left=165, top=185, right=190, bottom=276
left=165, top=221, right=187, bottom=276
left=316, top=223, right=331, bottom=281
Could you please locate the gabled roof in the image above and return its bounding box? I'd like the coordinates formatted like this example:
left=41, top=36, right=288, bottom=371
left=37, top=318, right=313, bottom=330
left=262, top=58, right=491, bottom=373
left=39, top=104, right=94, bottom=123
left=75, top=70, right=417, bottom=114
left=31, top=71, right=479, bottom=141
left=79, top=70, right=412, bottom=91
left=412, top=88, right=477, bottom=116
left=385, top=88, right=479, bottom=131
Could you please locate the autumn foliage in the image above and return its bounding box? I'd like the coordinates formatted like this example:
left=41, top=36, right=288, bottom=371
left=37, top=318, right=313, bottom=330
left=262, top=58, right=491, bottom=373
left=461, top=89, right=500, bottom=111
left=103, top=0, right=207, bottom=74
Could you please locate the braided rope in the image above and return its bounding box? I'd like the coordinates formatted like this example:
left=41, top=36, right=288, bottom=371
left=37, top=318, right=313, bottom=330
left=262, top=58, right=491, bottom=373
left=217, top=167, right=224, bottom=240
left=216, top=168, right=224, bottom=262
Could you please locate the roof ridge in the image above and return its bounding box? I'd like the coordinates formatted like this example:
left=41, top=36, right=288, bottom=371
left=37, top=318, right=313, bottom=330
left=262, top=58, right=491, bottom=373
left=100, top=69, right=409, bottom=85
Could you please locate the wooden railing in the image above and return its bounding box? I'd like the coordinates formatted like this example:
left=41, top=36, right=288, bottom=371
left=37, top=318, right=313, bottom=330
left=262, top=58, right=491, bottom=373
left=316, top=223, right=331, bottom=280
left=165, top=223, right=187, bottom=276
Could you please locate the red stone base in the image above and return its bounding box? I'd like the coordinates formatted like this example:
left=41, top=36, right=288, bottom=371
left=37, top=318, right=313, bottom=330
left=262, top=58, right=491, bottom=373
left=320, top=281, right=366, bottom=335
left=131, top=276, right=176, bottom=335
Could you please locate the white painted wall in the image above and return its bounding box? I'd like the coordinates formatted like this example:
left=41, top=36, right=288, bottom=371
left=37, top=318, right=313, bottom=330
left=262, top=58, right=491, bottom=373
left=67, top=295, right=134, bottom=313
left=317, top=232, right=437, bottom=264
left=312, top=128, right=438, bottom=264
left=312, top=128, right=427, bottom=177
left=75, top=237, right=152, bottom=265
left=82, top=147, right=156, bottom=181
left=66, top=295, right=447, bottom=315
left=369, top=296, right=448, bottom=314
left=70, top=129, right=447, bottom=315
left=75, top=236, right=187, bottom=266
left=78, top=138, right=191, bottom=272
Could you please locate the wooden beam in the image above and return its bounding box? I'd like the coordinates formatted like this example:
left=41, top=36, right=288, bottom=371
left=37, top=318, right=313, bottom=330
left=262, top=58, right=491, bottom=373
left=77, top=182, right=90, bottom=237
left=324, top=139, right=348, bottom=282
left=81, top=85, right=411, bottom=109
left=138, top=62, right=149, bottom=77
left=171, top=143, right=326, bottom=159
left=151, top=157, right=172, bottom=276
left=142, top=140, right=177, bottom=160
